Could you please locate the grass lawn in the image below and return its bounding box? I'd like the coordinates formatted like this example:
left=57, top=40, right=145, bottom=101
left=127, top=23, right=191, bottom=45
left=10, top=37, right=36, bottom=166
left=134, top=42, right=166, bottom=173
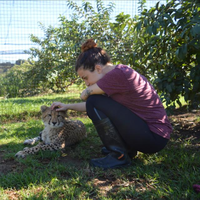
left=0, top=92, right=200, bottom=199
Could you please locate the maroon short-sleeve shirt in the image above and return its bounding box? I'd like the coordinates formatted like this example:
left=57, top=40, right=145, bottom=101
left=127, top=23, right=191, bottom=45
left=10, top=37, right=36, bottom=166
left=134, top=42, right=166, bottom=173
left=97, top=64, right=173, bottom=139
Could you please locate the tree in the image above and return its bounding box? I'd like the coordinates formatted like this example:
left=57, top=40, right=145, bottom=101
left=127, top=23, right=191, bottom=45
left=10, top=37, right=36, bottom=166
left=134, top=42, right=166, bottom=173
left=133, top=0, right=200, bottom=110
left=0, top=61, right=32, bottom=97
left=24, top=0, right=199, bottom=111
left=26, top=0, right=138, bottom=93
left=26, top=0, right=116, bottom=93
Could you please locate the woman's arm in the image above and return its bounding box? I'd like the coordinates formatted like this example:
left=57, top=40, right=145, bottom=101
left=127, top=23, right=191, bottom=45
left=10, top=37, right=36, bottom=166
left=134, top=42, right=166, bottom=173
left=51, top=84, right=103, bottom=111
left=80, top=84, right=104, bottom=101
left=51, top=102, right=86, bottom=112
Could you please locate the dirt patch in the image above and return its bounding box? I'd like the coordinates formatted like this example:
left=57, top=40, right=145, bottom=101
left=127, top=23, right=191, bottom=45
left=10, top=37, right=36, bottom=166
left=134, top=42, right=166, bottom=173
left=58, top=154, right=84, bottom=167
left=170, top=109, right=200, bottom=145
left=0, top=151, right=25, bottom=175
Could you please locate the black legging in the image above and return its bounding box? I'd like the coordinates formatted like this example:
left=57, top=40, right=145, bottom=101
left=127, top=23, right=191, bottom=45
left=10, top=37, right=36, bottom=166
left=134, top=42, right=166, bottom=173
left=86, top=95, right=168, bottom=154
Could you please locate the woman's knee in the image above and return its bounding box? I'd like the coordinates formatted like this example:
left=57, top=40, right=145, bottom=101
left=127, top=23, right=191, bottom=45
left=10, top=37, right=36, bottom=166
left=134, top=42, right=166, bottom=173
left=86, top=95, right=98, bottom=110
left=86, top=95, right=104, bottom=120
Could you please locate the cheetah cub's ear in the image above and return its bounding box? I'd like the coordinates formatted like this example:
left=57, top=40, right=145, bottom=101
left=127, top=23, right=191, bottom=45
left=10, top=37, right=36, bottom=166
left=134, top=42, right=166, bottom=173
left=40, top=105, right=48, bottom=113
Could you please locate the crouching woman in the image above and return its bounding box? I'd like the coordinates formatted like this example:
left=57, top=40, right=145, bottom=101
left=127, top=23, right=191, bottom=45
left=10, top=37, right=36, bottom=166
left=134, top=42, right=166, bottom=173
left=51, top=39, right=173, bottom=169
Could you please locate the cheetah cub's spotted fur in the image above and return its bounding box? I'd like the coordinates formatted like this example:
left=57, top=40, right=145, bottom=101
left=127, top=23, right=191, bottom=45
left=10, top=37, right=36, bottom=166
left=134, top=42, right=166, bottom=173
left=15, top=105, right=86, bottom=158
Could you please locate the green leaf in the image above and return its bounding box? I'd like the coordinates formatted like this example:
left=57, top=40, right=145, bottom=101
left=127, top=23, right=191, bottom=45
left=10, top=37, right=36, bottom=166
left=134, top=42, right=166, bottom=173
left=166, top=84, right=172, bottom=93
left=144, top=19, right=148, bottom=27
left=176, top=44, right=187, bottom=60
left=190, top=24, right=200, bottom=37
left=155, top=1, right=159, bottom=10
left=197, top=54, right=200, bottom=64
left=152, top=22, right=159, bottom=35
left=146, top=26, right=152, bottom=35
left=136, top=21, right=142, bottom=31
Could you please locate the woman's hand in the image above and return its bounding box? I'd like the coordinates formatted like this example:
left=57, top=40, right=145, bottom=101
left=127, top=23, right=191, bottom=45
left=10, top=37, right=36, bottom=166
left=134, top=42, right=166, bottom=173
left=51, top=102, right=86, bottom=112
left=51, top=102, right=68, bottom=111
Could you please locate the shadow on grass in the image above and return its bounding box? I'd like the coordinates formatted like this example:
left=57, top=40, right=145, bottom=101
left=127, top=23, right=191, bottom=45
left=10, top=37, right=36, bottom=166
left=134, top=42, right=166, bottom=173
left=0, top=120, right=95, bottom=187
left=0, top=136, right=200, bottom=199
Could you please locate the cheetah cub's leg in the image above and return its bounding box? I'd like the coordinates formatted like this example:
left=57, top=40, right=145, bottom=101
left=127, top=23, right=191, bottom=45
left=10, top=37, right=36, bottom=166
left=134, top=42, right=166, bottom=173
left=23, top=131, right=42, bottom=145
left=15, top=141, right=64, bottom=158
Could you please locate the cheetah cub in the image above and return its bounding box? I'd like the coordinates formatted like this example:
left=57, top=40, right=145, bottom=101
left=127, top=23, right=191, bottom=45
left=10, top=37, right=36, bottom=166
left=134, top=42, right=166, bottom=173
left=15, top=105, right=86, bottom=158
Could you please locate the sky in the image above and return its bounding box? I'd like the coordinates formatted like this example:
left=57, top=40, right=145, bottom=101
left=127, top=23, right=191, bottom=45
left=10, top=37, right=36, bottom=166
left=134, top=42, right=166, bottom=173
left=0, top=0, right=166, bottom=63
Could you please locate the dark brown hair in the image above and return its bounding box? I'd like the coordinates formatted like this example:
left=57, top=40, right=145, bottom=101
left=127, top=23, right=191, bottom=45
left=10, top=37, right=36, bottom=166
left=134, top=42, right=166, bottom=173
left=75, top=39, right=111, bottom=72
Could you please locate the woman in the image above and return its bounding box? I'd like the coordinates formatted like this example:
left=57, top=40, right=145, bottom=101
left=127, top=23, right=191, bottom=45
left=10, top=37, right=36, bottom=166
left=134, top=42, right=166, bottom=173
left=51, top=39, right=173, bottom=169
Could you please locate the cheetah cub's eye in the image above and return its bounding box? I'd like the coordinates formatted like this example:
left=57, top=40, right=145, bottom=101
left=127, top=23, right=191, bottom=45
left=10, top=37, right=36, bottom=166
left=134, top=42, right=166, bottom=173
left=48, top=114, right=51, bottom=117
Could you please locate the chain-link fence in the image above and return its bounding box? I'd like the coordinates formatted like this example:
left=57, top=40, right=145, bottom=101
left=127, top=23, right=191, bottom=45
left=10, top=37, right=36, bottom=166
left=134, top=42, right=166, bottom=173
left=0, top=0, right=167, bottom=121
left=0, top=0, right=166, bottom=64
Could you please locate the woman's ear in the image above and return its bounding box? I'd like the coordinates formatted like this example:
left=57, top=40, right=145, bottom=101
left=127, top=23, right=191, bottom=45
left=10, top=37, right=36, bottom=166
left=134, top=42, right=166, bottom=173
left=95, top=64, right=103, bottom=73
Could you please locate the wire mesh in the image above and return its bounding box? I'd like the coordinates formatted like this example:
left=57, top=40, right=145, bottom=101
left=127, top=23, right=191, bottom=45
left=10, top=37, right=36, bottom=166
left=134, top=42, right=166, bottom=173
left=0, top=0, right=167, bottom=64
left=0, top=0, right=167, bottom=121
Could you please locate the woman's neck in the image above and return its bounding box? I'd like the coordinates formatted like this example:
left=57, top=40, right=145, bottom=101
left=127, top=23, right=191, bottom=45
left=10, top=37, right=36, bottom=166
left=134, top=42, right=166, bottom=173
left=102, top=63, right=116, bottom=74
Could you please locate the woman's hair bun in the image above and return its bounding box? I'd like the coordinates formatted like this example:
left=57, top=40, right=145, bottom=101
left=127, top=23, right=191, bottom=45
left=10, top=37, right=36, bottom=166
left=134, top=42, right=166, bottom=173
left=81, top=39, right=97, bottom=52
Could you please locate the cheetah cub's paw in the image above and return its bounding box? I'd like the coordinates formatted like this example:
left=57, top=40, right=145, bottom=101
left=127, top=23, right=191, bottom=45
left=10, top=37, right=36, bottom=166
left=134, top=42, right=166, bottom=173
left=23, top=136, right=40, bottom=145
left=15, top=151, right=27, bottom=158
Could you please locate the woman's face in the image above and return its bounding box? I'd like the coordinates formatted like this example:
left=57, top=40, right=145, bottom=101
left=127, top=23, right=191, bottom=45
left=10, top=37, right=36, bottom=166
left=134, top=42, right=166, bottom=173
left=77, top=65, right=104, bottom=87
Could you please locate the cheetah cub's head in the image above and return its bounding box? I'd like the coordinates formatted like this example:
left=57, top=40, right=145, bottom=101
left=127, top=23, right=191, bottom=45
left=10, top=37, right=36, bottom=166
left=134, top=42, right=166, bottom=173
left=41, top=105, right=66, bottom=128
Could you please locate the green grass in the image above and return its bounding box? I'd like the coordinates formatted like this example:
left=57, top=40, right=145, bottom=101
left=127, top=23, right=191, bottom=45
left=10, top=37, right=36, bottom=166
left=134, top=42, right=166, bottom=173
left=0, top=92, right=200, bottom=199
left=0, top=92, right=82, bottom=123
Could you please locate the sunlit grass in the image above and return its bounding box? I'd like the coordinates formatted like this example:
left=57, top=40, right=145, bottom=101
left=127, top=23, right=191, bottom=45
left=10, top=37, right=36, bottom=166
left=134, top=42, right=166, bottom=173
left=0, top=85, right=83, bottom=123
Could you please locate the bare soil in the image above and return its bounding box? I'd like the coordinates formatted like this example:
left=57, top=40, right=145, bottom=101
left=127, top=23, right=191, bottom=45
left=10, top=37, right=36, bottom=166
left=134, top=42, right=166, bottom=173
left=0, top=151, right=24, bottom=174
